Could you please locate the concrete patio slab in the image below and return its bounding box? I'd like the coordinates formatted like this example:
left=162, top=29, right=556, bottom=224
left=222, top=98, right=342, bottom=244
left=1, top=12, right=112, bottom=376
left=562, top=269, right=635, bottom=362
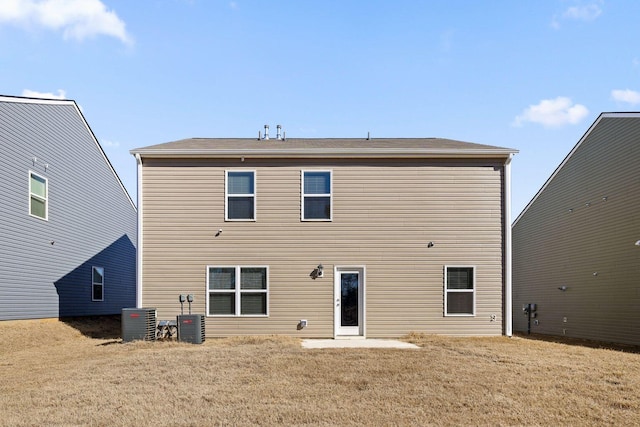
left=301, top=338, right=420, bottom=349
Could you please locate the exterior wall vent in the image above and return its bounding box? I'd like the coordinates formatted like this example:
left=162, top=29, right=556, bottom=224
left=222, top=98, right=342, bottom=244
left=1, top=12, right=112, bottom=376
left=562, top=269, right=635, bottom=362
left=122, top=308, right=157, bottom=342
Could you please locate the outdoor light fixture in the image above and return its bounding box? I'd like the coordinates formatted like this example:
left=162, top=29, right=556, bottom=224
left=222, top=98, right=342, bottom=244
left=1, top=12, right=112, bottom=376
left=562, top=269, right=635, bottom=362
left=427, top=241, right=434, bottom=248
left=635, top=240, right=640, bottom=246
left=310, top=264, right=324, bottom=280
left=558, top=286, right=567, bottom=291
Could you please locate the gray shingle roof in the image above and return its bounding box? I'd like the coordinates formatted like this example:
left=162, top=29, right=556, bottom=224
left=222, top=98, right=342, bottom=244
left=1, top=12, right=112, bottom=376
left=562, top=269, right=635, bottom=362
left=131, top=137, right=517, bottom=159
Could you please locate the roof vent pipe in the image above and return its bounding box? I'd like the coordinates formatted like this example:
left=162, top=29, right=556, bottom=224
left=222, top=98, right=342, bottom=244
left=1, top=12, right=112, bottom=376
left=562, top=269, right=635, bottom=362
left=276, top=125, right=282, bottom=140
left=263, top=124, right=269, bottom=140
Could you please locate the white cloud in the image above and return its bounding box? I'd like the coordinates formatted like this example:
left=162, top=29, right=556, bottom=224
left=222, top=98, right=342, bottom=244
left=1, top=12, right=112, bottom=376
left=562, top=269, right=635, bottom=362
left=551, top=1, right=603, bottom=28
left=22, top=88, right=67, bottom=99
left=611, top=89, right=640, bottom=105
left=0, top=0, right=132, bottom=45
left=563, top=3, right=602, bottom=21
left=513, top=97, right=589, bottom=128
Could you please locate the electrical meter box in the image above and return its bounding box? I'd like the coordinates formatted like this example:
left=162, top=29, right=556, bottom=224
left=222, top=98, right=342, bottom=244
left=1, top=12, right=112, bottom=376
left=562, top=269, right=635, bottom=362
left=177, top=314, right=205, bottom=344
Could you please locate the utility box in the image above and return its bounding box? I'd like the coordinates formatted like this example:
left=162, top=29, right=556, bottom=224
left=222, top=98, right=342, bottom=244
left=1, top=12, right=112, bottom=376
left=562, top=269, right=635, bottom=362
left=177, top=314, right=205, bottom=344
left=122, top=308, right=157, bottom=342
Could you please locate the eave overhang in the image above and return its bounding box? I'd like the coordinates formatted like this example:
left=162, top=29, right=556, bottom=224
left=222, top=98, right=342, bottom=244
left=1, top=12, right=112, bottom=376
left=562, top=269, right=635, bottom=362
left=130, top=147, right=517, bottom=160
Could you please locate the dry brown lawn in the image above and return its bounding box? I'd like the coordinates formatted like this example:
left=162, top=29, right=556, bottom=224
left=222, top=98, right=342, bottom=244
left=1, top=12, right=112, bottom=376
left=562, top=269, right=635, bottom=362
left=1, top=318, right=639, bottom=426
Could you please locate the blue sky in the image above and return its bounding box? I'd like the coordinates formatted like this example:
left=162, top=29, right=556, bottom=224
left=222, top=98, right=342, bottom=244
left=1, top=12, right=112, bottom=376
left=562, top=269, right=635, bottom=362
left=2, top=0, right=640, bottom=219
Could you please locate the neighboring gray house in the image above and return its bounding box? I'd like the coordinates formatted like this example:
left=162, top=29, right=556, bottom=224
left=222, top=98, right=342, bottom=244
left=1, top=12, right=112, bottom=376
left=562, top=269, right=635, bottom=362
left=513, top=112, right=640, bottom=346
left=0, top=95, right=137, bottom=320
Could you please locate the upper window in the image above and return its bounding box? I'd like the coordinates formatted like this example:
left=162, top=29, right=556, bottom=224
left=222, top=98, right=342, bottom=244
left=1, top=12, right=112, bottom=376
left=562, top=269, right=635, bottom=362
left=29, top=171, right=48, bottom=220
left=92, top=266, right=104, bottom=302
left=444, top=266, right=475, bottom=316
left=302, top=170, right=332, bottom=221
left=226, top=171, right=256, bottom=221
left=207, top=266, right=268, bottom=316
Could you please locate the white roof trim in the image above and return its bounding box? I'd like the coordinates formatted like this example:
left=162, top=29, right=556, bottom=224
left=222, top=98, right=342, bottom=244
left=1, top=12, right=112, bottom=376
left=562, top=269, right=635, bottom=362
left=600, top=112, right=640, bottom=119
left=0, top=95, right=74, bottom=105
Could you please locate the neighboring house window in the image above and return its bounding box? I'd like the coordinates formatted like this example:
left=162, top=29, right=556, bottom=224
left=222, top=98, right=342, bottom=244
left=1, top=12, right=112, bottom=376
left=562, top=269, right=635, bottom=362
left=444, top=266, right=475, bottom=316
left=226, top=171, right=255, bottom=220
left=92, top=267, right=104, bottom=301
left=207, top=266, right=268, bottom=316
left=29, top=171, right=48, bottom=220
left=302, top=170, right=332, bottom=221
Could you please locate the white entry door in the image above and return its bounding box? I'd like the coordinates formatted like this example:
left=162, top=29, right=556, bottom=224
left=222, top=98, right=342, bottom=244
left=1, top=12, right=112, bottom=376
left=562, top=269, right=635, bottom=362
left=334, top=267, right=365, bottom=337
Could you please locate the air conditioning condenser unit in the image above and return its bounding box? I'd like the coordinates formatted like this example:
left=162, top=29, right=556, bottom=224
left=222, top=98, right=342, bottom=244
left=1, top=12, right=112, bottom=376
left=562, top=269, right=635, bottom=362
left=122, top=308, right=157, bottom=342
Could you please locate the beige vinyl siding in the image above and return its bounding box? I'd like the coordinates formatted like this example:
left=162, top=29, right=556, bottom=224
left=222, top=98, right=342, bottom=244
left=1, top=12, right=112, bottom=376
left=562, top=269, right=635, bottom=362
left=513, top=116, right=640, bottom=346
left=141, top=158, right=505, bottom=337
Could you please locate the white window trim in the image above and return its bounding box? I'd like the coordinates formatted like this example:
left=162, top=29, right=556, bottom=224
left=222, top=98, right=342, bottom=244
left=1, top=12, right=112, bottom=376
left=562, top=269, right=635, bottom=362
left=29, top=170, right=48, bottom=221
left=92, top=266, right=104, bottom=302
left=225, top=170, right=256, bottom=221
left=301, top=169, right=333, bottom=221
left=444, top=265, right=476, bottom=317
left=206, top=265, right=269, bottom=317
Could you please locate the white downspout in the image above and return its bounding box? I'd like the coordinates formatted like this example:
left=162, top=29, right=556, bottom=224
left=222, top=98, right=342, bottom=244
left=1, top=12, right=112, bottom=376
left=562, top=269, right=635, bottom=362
left=504, top=154, right=514, bottom=337
left=135, top=153, right=143, bottom=308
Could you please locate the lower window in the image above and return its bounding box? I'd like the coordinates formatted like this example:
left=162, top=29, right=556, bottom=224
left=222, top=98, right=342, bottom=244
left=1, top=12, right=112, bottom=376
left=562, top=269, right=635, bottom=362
left=444, top=266, right=475, bottom=316
left=207, top=266, right=268, bottom=316
left=92, top=266, right=104, bottom=301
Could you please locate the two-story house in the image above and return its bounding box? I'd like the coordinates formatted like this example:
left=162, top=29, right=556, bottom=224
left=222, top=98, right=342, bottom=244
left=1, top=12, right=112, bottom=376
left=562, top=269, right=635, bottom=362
left=131, top=130, right=517, bottom=338
left=0, top=95, right=137, bottom=320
